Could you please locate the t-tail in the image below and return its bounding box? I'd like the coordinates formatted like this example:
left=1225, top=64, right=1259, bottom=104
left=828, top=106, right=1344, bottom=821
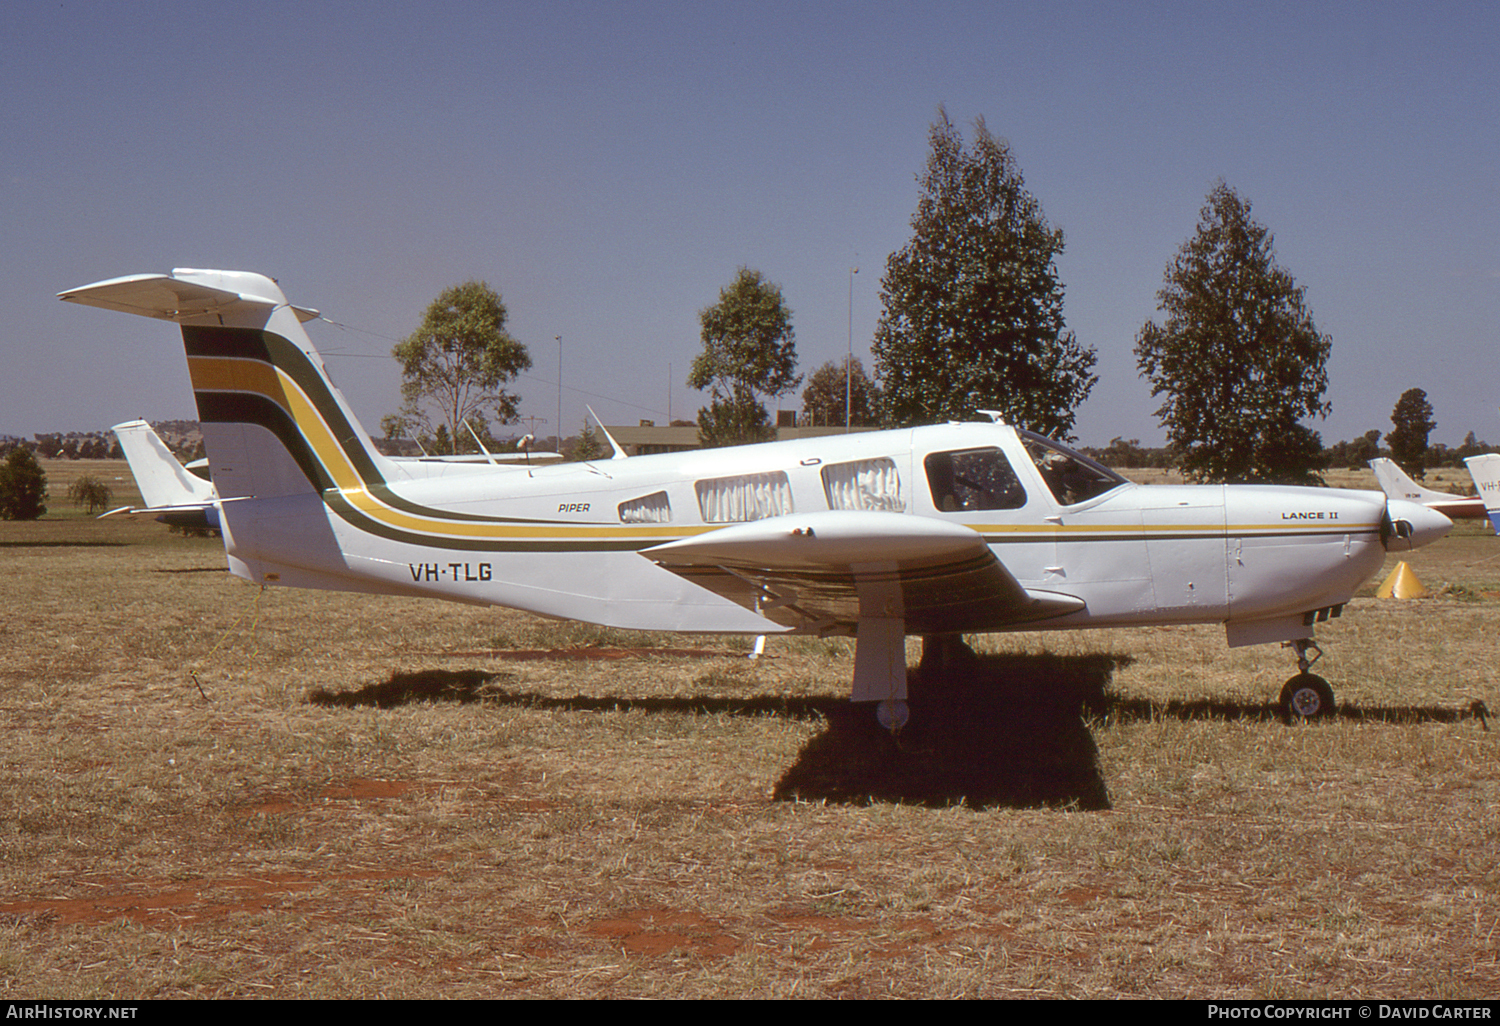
left=60, top=269, right=398, bottom=587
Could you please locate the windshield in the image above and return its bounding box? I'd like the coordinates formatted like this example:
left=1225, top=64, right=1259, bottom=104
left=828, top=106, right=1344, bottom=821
left=1018, top=430, right=1129, bottom=506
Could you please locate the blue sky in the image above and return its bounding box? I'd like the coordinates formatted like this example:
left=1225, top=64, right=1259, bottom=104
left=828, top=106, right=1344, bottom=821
left=5, top=1, right=1496, bottom=448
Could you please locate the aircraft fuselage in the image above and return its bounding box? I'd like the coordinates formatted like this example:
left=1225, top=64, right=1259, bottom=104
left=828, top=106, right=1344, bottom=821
left=221, top=421, right=1416, bottom=649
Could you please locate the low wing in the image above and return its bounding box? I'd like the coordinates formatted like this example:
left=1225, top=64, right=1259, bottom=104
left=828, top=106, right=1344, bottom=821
left=643, top=510, right=1082, bottom=636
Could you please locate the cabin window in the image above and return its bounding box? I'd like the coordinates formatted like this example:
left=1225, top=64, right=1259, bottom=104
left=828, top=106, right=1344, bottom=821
left=619, top=491, right=671, bottom=524
left=822, top=457, right=905, bottom=512
left=695, top=471, right=793, bottom=523
left=1018, top=430, right=1127, bottom=506
left=924, top=448, right=1027, bottom=512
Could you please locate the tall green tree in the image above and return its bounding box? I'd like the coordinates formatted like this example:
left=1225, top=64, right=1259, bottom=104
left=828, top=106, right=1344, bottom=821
left=390, top=281, right=531, bottom=450
left=872, top=109, right=1096, bottom=437
left=688, top=268, right=800, bottom=447
left=0, top=446, right=47, bottom=520
left=1386, top=388, right=1436, bottom=479
left=1135, top=182, right=1332, bottom=484
left=801, top=358, right=877, bottom=428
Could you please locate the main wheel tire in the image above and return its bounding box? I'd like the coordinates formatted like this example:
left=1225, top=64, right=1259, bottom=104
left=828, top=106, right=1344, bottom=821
left=876, top=699, right=910, bottom=732
left=1279, top=673, right=1336, bottom=722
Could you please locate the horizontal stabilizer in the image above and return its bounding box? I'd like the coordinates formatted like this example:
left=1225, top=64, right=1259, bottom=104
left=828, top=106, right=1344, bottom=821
left=100, top=502, right=220, bottom=531
left=59, top=270, right=319, bottom=323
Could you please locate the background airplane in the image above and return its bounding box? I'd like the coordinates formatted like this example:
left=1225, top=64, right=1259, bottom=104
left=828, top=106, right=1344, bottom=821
left=105, top=415, right=562, bottom=534
left=1368, top=457, right=1486, bottom=521
left=1463, top=454, right=1500, bottom=534
left=61, top=268, right=1452, bottom=727
left=105, top=419, right=219, bottom=531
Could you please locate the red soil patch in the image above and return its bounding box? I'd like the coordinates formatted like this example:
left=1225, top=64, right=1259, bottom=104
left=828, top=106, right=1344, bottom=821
left=582, top=906, right=740, bottom=958
left=0, top=868, right=438, bottom=928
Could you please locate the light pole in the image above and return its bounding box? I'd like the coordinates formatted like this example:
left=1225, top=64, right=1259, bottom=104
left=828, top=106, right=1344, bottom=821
left=555, top=335, right=562, bottom=453
left=846, top=266, right=858, bottom=431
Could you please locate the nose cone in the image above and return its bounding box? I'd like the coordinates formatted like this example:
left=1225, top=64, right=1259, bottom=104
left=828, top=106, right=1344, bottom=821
left=1384, top=499, right=1453, bottom=551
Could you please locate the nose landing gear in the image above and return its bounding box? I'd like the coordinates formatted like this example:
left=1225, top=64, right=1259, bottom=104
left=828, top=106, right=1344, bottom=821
left=1279, top=638, right=1335, bottom=721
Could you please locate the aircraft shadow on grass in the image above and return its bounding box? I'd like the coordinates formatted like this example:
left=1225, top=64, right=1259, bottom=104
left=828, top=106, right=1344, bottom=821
left=307, top=653, right=1125, bottom=811
left=303, top=653, right=1488, bottom=811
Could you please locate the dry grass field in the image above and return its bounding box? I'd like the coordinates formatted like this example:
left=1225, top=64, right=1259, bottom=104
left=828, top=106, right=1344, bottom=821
left=1, top=460, right=1497, bottom=998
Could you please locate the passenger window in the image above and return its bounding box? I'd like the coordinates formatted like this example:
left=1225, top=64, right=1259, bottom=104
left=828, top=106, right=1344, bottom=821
left=695, top=471, right=793, bottom=523
left=822, top=458, right=905, bottom=512
left=924, top=448, right=1026, bottom=511
left=619, top=491, right=671, bottom=524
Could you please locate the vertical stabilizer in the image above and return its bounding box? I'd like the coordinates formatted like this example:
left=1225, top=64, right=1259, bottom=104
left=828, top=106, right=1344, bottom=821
left=1464, top=454, right=1500, bottom=534
left=1369, top=457, right=1467, bottom=505
left=62, top=269, right=396, bottom=501
left=111, top=419, right=216, bottom=509
left=62, top=270, right=402, bottom=586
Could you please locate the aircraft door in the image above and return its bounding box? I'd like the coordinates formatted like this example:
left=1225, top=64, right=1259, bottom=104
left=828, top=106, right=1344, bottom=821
left=921, top=445, right=1054, bottom=585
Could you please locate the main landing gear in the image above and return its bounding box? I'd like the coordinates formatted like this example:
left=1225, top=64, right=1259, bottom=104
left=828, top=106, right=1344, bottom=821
left=1279, top=638, right=1335, bottom=722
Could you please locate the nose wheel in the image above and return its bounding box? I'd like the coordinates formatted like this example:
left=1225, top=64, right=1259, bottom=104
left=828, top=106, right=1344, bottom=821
left=1280, top=673, right=1335, bottom=720
left=1280, top=639, right=1335, bottom=721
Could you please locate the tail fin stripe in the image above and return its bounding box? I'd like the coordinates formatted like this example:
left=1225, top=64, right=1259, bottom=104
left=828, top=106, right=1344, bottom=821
left=185, top=326, right=387, bottom=489
left=193, top=390, right=340, bottom=494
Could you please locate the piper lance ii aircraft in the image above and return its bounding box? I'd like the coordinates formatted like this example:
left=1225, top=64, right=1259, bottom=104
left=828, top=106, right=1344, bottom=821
left=1368, top=457, right=1486, bottom=521
left=60, top=269, right=1453, bottom=726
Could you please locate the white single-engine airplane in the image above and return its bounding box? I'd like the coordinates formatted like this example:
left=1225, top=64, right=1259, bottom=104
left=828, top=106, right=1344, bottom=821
left=106, top=419, right=220, bottom=531
left=61, top=269, right=1453, bottom=725
left=1368, top=458, right=1486, bottom=522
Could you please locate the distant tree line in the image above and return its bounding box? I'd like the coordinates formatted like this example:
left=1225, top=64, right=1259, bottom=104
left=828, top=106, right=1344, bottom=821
left=1082, top=430, right=1497, bottom=473
left=2, top=433, right=118, bottom=460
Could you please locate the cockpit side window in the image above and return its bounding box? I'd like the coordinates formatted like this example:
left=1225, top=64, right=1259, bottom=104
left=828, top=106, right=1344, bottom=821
left=924, top=448, right=1027, bottom=512
left=1019, top=430, right=1128, bottom=506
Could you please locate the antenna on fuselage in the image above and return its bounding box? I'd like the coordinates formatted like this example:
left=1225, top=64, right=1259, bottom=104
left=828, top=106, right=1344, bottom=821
left=586, top=405, right=629, bottom=460
left=976, top=410, right=1008, bottom=424
left=463, top=420, right=501, bottom=466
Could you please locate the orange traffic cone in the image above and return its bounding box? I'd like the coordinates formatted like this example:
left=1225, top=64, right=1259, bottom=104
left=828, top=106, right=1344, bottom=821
left=1376, top=561, right=1427, bottom=599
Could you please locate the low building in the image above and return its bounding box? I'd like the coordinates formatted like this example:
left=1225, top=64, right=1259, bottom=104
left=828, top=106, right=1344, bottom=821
left=605, top=421, right=877, bottom=457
